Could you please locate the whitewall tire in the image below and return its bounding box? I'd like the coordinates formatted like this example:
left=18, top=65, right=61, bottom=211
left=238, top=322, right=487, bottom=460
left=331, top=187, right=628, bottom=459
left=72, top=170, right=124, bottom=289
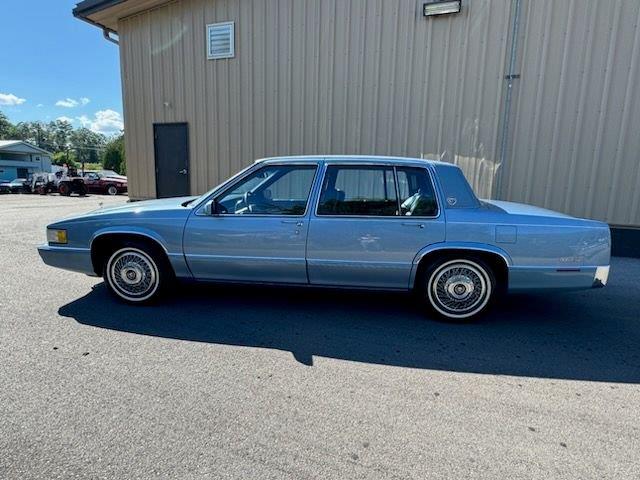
left=104, top=246, right=164, bottom=304
left=423, top=257, right=495, bottom=321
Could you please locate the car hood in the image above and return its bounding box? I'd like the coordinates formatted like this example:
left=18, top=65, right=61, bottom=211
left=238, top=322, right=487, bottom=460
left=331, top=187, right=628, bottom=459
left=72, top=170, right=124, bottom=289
left=88, top=196, right=199, bottom=216
left=104, top=177, right=128, bottom=183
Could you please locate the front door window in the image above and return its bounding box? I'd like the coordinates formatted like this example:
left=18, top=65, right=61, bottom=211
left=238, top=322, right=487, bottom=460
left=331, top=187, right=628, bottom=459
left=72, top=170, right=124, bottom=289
left=216, top=165, right=317, bottom=215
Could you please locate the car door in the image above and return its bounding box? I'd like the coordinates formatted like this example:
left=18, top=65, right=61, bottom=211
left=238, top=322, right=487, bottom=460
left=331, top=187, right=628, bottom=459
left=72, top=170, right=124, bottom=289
left=183, top=162, right=319, bottom=283
left=306, top=163, right=446, bottom=289
left=83, top=173, right=98, bottom=193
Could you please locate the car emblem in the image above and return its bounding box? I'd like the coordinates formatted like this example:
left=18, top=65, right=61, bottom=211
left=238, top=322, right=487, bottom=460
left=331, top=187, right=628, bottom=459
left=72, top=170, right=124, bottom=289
left=447, top=197, right=457, bottom=206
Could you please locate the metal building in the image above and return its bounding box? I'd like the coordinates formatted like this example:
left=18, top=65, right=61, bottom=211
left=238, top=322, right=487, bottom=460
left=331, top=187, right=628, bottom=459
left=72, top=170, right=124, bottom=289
left=74, top=0, right=640, bottom=250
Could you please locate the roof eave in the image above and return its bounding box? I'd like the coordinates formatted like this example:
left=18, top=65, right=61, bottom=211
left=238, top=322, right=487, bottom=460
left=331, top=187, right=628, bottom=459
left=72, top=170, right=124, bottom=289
left=72, top=0, right=126, bottom=20
left=0, top=141, right=53, bottom=156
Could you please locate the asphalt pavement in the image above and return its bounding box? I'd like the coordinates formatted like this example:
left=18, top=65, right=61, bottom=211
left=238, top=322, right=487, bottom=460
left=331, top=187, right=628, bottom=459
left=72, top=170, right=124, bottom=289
left=1, top=193, right=639, bottom=479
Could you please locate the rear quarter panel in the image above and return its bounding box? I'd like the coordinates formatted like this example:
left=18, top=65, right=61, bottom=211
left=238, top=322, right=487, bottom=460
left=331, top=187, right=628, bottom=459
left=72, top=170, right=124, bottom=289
left=444, top=208, right=610, bottom=268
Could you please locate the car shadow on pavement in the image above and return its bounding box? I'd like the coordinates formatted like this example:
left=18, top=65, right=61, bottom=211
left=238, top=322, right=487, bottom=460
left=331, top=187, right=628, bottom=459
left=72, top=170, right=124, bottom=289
left=59, top=279, right=640, bottom=383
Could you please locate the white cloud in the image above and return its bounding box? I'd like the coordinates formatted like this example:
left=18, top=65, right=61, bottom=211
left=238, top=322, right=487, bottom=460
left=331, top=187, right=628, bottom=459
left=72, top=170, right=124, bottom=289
left=0, top=93, right=27, bottom=106
left=37, top=103, right=44, bottom=108
left=55, top=97, right=90, bottom=108
left=56, top=116, right=74, bottom=123
left=77, top=109, right=124, bottom=135
left=56, top=98, right=79, bottom=108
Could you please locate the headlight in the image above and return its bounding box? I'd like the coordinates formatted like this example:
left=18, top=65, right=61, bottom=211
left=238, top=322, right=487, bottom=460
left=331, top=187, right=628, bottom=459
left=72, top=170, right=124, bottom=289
left=47, top=229, right=67, bottom=244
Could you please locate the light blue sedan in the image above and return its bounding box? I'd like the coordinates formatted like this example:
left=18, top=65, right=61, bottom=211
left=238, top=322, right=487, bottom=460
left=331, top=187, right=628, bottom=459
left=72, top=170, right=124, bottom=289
left=38, top=156, right=610, bottom=321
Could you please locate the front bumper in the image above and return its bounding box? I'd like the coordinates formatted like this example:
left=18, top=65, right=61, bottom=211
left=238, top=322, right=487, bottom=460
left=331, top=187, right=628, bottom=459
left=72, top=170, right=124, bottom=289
left=37, top=244, right=97, bottom=276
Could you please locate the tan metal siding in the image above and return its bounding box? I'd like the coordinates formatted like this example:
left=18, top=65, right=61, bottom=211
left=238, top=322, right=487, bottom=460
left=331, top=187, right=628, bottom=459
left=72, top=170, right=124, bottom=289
left=503, top=0, right=640, bottom=226
left=117, top=0, right=640, bottom=227
left=118, top=0, right=512, bottom=200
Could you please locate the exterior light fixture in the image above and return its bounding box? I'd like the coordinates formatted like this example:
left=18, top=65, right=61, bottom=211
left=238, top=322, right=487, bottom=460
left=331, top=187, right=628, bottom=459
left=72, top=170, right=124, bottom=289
left=423, top=0, right=462, bottom=17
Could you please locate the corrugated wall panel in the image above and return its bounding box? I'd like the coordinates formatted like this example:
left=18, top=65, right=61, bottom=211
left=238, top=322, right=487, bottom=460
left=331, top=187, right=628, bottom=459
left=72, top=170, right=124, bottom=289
left=117, top=0, right=640, bottom=227
left=504, top=0, right=640, bottom=226
left=118, top=0, right=512, bottom=200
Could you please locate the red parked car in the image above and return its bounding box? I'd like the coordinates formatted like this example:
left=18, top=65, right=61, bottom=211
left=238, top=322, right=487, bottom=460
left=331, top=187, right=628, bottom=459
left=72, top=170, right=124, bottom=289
left=83, top=171, right=128, bottom=196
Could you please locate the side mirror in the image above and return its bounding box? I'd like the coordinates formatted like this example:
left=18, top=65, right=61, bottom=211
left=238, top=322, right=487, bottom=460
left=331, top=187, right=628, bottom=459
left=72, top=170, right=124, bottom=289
left=204, top=199, right=223, bottom=216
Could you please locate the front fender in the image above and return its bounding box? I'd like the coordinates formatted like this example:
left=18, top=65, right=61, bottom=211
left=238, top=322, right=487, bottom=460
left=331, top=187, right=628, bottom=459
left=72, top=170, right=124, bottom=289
left=90, top=226, right=192, bottom=279
left=90, top=226, right=170, bottom=252
left=408, top=242, right=513, bottom=289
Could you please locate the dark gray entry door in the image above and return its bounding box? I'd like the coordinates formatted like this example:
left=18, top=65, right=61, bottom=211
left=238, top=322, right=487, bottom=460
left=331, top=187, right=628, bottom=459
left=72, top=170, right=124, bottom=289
left=154, top=123, right=190, bottom=198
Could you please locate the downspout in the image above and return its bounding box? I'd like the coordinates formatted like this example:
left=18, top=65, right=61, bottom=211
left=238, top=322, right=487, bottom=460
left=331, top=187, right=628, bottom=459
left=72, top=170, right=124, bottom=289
left=103, top=28, right=119, bottom=45
left=495, top=0, right=522, bottom=199
left=73, top=11, right=119, bottom=45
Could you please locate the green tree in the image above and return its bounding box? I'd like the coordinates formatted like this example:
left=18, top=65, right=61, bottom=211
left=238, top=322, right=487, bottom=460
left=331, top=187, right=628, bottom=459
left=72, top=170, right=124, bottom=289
left=52, top=150, right=78, bottom=168
left=50, top=120, right=73, bottom=152
left=0, top=112, right=120, bottom=172
left=69, top=128, right=106, bottom=165
left=101, top=134, right=126, bottom=174
left=0, top=111, right=17, bottom=139
left=13, top=121, right=51, bottom=149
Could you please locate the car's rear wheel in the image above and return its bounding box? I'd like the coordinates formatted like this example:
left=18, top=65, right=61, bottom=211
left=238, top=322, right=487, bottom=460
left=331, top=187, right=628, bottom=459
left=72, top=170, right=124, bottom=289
left=421, top=257, right=495, bottom=321
left=58, top=183, right=70, bottom=196
left=103, top=243, right=169, bottom=304
left=106, top=185, right=118, bottom=196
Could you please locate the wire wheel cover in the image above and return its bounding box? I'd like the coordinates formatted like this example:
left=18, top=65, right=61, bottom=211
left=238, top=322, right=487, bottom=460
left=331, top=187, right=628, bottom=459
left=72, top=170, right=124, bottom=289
left=429, top=260, right=491, bottom=317
left=108, top=249, right=158, bottom=300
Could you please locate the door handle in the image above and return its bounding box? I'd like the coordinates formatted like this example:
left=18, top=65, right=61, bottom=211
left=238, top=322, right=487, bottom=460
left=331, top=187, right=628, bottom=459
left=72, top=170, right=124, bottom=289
left=402, top=222, right=425, bottom=229
left=178, top=169, right=188, bottom=175
left=282, top=220, right=304, bottom=227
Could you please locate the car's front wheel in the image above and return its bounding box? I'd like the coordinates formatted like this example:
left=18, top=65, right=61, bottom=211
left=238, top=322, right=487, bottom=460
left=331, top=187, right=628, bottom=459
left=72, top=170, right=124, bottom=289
left=106, top=185, right=118, bottom=196
left=103, top=243, right=169, bottom=304
left=422, top=257, right=495, bottom=321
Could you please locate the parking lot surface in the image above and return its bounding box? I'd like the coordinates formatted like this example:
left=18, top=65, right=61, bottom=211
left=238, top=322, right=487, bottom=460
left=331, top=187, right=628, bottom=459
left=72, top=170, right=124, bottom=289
left=1, top=194, right=639, bottom=479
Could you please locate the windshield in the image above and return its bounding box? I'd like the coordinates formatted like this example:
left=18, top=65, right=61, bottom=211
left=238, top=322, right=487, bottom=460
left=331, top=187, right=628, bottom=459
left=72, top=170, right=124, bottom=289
left=192, top=163, right=258, bottom=207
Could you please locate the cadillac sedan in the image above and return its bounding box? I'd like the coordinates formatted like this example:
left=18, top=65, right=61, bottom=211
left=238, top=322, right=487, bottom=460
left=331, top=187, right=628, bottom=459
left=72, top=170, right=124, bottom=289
left=38, top=156, right=610, bottom=321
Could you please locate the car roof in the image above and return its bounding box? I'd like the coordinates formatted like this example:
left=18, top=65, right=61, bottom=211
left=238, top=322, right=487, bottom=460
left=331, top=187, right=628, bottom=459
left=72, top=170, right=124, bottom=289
left=255, top=155, right=452, bottom=167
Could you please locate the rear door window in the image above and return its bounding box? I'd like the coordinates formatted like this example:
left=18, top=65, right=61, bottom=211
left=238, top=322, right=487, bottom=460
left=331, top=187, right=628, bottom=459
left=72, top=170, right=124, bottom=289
left=317, top=166, right=397, bottom=216
left=396, top=167, right=438, bottom=216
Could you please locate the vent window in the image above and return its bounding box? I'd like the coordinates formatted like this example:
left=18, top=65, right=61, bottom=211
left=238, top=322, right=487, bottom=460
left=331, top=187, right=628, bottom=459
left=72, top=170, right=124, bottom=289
left=207, top=22, right=235, bottom=60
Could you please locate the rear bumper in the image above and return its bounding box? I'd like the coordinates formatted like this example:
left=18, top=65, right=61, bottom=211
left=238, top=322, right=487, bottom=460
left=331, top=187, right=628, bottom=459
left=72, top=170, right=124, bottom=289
left=592, top=265, right=610, bottom=288
left=508, top=265, right=610, bottom=291
left=37, top=244, right=96, bottom=276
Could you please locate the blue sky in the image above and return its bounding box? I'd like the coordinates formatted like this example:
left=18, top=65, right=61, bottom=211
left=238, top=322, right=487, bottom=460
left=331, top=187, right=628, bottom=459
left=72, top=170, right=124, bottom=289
left=0, top=0, right=123, bottom=135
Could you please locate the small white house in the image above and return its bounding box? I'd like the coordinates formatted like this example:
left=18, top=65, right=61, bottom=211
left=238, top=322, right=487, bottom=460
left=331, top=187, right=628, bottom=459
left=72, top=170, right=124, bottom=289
left=0, top=140, right=52, bottom=181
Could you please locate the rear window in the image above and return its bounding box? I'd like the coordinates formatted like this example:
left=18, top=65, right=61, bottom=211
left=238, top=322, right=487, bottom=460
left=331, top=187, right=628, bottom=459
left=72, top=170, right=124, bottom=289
left=434, top=164, right=480, bottom=208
